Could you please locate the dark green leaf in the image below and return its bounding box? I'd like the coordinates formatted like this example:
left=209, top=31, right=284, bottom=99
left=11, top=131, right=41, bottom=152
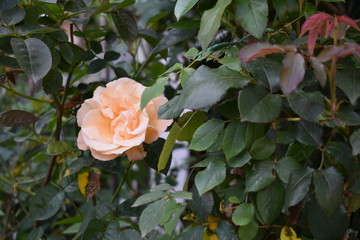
left=0, top=56, right=18, bottom=69
left=280, top=52, right=305, bottom=96
left=272, top=0, right=299, bottom=24
left=198, top=0, right=232, bottom=50
left=0, top=5, right=25, bottom=25
left=336, top=69, right=360, bottom=104
left=189, top=119, right=225, bottom=151
left=238, top=85, right=282, bottom=123
left=42, top=68, right=62, bottom=94
left=276, top=156, right=302, bottom=184
left=178, top=226, right=205, bottom=240
left=295, top=121, right=323, bottom=147
left=0, top=0, right=20, bottom=11
left=235, top=0, right=268, bottom=39
left=11, top=38, right=52, bottom=83
left=242, top=57, right=280, bottom=92
left=139, top=199, right=170, bottom=237
left=350, top=130, right=360, bottom=156
left=195, top=161, right=226, bottom=195
left=214, top=221, right=238, bottom=240
left=64, top=0, right=87, bottom=12
left=47, top=141, right=69, bottom=155
left=144, top=138, right=171, bottom=175
left=285, top=142, right=314, bottom=161
left=14, top=24, right=59, bottom=36
left=158, top=123, right=180, bottom=172
left=82, top=219, right=120, bottom=240
left=232, top=203, right=255, bottom=226
left=179, top=65, right=250, bottom=111
left=245, top=123, right=265, bottom=149
left=164, top=205, right=186, bottom=235
left=79, top=50, right=95, bottom=61
left=141, top=77, right=168, bottom=110
left=0, top=110, right=39, bottom=127
left=249, top=136, right=276, bottom=160
left=307, top=199, right=349, bottom=240
left=189, top=186, right=214, bottom=222
left=113, top=0, right=136, bottom=9
left=104, top=51, right=121, bottom=61
left=256, top=180, right=285, bottom=224
left=167, top=20, right=201, bottom=30
left=287, top=90, right=325, bottom=122
left=111, top=9, right=138, bottom=45
left=237, top=219, right=258, bottom=240
left=0, top=26, right=15, bottom=37
left=29, top=184, right=65, bottom=220
left=222, top=121, right=246, bottom=159
left=58, top=42, right=73, bottom=64
left=88, top=59, right=107, bottom=74
left=245, top=160, right=276, bottom=192
left=174, top=0, right=200, bottom=20
left=26, top=227, right=44, bottom=240
left=336, top=107, right=360, bottom=126
left=90, top=40, right=102, bottom=54
left=314, top=167, right=344, bottom=217
left=227, top=150, right=251, bottom=168
left=132, top=191, right=168, bottom=207
left=177, top=111, right=205, bottom=142
left=215, top=99, right=240, bottom=119
left=158, top=96, right=183, bottom=120
left=283, top=168, right=314, bottom=213
left=119, top=229, right=141, bottom=240
left=326, top=141, right=353, bottom=175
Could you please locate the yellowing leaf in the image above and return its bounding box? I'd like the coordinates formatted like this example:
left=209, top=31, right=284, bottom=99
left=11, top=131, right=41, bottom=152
left=207, top=215, right=221, bottom=231
left=78, top=171, right=89, bottom=196
left=203, top=229, right=219, bottom=240
left=280, top=226, right=301, bottom=240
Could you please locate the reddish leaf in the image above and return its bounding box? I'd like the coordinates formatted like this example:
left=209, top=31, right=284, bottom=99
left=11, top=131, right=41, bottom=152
left=0, top=110, right=39, bottom=127
left=307, top=25, right=321, bottom=56
left=86, top=170, right=101, bottom=201
left=310, top=59, right=327, bottom=87
left=316, top=45, right=359, bottom=63
left=238, top=42, right=286, bottom=62
left=337, top=15, right=360, bottom=31
left=280, top=52, right=305, bottom=96
left=319, top=21, right=334, bottom=38
left=300, top=12, right=333, bottom=37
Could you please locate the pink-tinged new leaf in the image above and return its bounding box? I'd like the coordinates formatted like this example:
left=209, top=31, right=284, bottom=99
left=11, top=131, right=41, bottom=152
left=319, top=21, right=335, bottom=38
left=310, top=59, right=327, bottom=87
left=337, top=15, right=360, bottom=31
left=238, top=42, right=286, bottom=62
left=316, top=45, right=360, bottom=62
left=300, top=12, right=333, bottom=37
left=307, top=25, right=321, bottom=55
left=280, top=52, right=305, bottom=96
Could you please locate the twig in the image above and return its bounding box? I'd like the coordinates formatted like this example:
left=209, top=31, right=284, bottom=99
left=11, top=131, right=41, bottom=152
left=111, top=161, right=134, bottom=203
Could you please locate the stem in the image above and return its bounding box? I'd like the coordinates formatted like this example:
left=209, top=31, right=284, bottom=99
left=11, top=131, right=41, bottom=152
left=329, top=57, right=338, bottom=117
left=0, top=175, right=35, bottom=196
left=43, top=24, right=76, bottom=186
left=0, top=84, right=52, bottom=103
left=111, top=161, right=134, bottom=203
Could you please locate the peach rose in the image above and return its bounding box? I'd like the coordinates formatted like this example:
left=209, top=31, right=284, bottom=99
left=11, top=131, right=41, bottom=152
left=76, top=78, right=172, bottom=161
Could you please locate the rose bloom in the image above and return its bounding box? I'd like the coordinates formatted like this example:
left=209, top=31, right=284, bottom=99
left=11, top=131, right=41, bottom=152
left=76, top=78, right=172, bottom=161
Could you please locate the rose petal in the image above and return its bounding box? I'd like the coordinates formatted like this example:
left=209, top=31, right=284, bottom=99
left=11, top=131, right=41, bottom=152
left=90, top=148, right=120, bottom=161
left=125, top=144, right=147, bottom=161
left=77, top=130, right=89, bottom=150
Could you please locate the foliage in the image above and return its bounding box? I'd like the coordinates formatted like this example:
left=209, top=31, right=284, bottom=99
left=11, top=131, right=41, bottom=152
left=0, top=0, right=360, bottom=240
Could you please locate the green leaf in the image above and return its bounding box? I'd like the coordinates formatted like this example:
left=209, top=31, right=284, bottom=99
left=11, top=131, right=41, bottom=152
left=82, top=219, right=120, bottom=240
left=170, top=191, right=192, bottom=200
left=14, top=25, right=59, bottom=36
left=132, top=191, right=168, bottom=207
left=234, top=0, right=268, bottom=39
left=112, top=0, right=136, bottom=8
left=0, top=110, right=39, bottom=127
left=214, top=221, right=238, bottom=240
left=222, top=121, right=246, bottom=159
left=198, top=0, right=232, bottom=50
left=272, top=0, right=299, bottom=24
left=139, top=199, right=170, bottom=237
left=58, top=42, right=73, bottom=64
left=177, top=111, right=205, bottom=142
left=26, top=227, right=44, bottom=240
left=326, top=141, right=353, bottom=174
left=307, top=199, right=349, bottom=240
left=88, top=59, right=107, bottom=74
left=0, top=0, right=20, bottom=11
left=280, top=52, right=305, bottom=96
left=0, top=26, right=15, bottom=37
left=276, top=156, right=302, bottom=184
left=219, top=56, right=242, bottom=72
left=237, top=219, right=258, bottom=240
left=245, top=123, right=265, bottom=149
left=159, top=199, right=180, bottom=225
left=189, top=119, right=225, bottom=151
left=287, top=90, right=325, bottom=122
left=285, top=142, right=314, bottom=161
left=64, top=0, right=86, bottom=12
left=195, top=161, right=226, bottom=195
left=249, top=136, right=276, bottom=160
left=118, top=229, right=141, bottom=240
left=295, top=121, right=323, bottom=147
left=350, top=130, right=360, bottom=156
left=158, top=96, right=183, bottom=119
left=164, top=205, right=186, bottom=235
left=337, top=69, right=360, bottom=104
left=245, top=160, right=276, bottom=192
left=174, top=0, right=200, bottom=20
left=150, top=183, right=173, bottom=192
left=180, top=67, right=195, bottom=87
left=111, top=9, right=138, bottom=45
left=179, top=65, right=250, bottom=111
left=141, top=77, right=168, bottom=110
left=238, top=85, right=282, bottom=123
left=29, top=184, right=65, bottom=221
left=227, top=150, right=251, bottom=168
left=256, top=180, right=285, bottom=225
left=179, top=226, right=205, bottom=240
left=242, top=57, right=280, bottom=92
left=42, top=68, right=62, bottom=94
left=143, top=138, right=171, bottom=175
left=158, top=123, right=180, bottom=172
left=47, top=141, right=69, bottom=155
left=232, top=203, right=255, bottom=226
left=314, top=167, right=344, bottom=217
left=0, top=5, right=25, bottom=25
left=189, top=187, right=214, bottom=222
left=283, top=168, right=314, bottom=213
left=11, top=38, right=52, bottom=83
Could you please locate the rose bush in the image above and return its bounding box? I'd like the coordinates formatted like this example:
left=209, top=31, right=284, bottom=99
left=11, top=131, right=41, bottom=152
left=76, top=78, right=172, bottom=161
